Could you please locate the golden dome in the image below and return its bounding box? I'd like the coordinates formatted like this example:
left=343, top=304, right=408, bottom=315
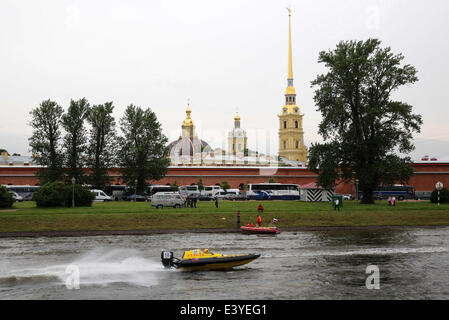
left=182, top=104, right=194, bottom=127
left=234, top=112, right=241, bottom=121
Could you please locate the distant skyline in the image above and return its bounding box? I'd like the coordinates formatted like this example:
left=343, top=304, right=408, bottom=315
left=1, top=0, right=448, bottom=161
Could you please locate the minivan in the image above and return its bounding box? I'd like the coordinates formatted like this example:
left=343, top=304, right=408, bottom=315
left=151, top=192, right=185, bottom=209
left=91, top=189, right=112, bottom=202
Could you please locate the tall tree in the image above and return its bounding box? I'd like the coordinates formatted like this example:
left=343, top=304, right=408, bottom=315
left=117, top=105, right=170, bottom=194
left=61, top=98, right=90, bottom=184
left=29, top=99, right=64, bottom=184
left=221, top=180, right=230, bottom=192
left=86, top=102, right=117, bottom=189
left=197, top=177, right=204, bottom=191
left=308, top=39, right=422, bottom=204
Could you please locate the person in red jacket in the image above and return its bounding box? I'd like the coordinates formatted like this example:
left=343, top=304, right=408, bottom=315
left=257, top=215, right=262, bottom=227
left=247, top=221, right=254, bottom=227
left=257, top=204, right=264, bottom=213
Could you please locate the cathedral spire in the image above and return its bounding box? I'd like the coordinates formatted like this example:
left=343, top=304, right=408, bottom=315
left=278, top=6, right=307, bottom=164
left=287, top=6, right=293, bottom=81
left=285, top=7, right=296, bottom=95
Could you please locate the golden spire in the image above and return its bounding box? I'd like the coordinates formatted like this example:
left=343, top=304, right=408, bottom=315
left=287, top=6, right=293, bottom=80
left=285, top=6, right=296, bottom=95
left=234, top=112, right=240, bottom=121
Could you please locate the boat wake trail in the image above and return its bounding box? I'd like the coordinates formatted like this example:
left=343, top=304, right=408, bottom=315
left=0, top=248, right=163, bottom=288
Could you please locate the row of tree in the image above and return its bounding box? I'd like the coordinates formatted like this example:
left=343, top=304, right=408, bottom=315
left=29, top=99, right=169, bottom=193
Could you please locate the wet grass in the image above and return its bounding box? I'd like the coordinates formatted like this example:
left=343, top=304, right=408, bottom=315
left=0, top=200, right=448, bottom=233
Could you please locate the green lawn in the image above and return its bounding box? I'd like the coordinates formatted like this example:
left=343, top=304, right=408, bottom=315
left=0, top=200, right=448, bottom=233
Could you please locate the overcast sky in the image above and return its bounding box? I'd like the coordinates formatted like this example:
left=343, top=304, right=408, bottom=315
left=1, top=0, right=448, bottom=160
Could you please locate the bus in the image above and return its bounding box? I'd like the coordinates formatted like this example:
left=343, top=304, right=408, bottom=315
left=179, top=185, right=200, bottom=198
left=3, top=185, right=40, bottom=201
left=104, top=185, right=128, bottom=201
left=359, top=185, right=415, bottom=201
left=147, top=185, right=177, bottom=199
left=246, top=183, right=300, bottom=200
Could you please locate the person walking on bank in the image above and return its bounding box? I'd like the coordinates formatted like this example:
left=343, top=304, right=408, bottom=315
left=193, top=196, right=197, bottom=208
left=257, top=214, right=262, bottom=227
left=215, top=196, right=219, bottom=208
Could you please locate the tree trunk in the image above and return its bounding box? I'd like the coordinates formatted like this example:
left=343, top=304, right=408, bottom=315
left=360, top=188, right=375, bottom=204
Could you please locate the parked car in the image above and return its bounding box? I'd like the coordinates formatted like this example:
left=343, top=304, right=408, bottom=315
left=91, top=189, right=112, bottom=202
left=8, top=191, right=23, bottom=202
left=151, top=192, right=184, bottom=209
left=342, top=194, right=355, bottom=200
left=414, top=191, right=431, bottom=200
left=198, top=194, right=214, bottom=201
left=227, top=193, right=248, bottom=201
left=122, top=194, right=148, bottom=202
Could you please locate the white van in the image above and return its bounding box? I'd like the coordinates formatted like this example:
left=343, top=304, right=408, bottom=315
left=203, top=185, right=221, bottom=197
left=91, top=189, right=112, bottom=202
left=224, top=189, right=240, bottom=199
left=151, top=192, right=185, bottom=209
left=215, top=190, right=228, bottom=200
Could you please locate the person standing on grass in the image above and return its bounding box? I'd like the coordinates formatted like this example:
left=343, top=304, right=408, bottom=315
left=215, top=196, right=219, bottom=208
left=334, top=198, right=340, bottom=211
left=257, top=203, right=264, bottom=213
left=257, top=214, right=262, bottom=227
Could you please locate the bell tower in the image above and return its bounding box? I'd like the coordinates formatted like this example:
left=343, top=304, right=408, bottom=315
left=278, top=7, right=307, bottom=163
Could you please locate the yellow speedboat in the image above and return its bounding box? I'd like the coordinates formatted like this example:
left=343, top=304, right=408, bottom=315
left=161, top=249, right=260, bottom=271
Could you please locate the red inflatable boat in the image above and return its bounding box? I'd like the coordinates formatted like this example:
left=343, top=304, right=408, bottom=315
left=240, top=226, right=280, bottom=234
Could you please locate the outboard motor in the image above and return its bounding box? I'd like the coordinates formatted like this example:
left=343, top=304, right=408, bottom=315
left=161, top=250, right=175, bottom=269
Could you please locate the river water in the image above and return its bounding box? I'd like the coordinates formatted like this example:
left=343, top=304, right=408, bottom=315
left=1, top=228, right=449, bottom=299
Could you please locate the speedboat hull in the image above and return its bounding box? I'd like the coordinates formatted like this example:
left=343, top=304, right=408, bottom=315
left=240, top=226, right=280, bottom=234
left=161, top=250, right=260, bottom=271
left=176, top=254, right=260, bottom=271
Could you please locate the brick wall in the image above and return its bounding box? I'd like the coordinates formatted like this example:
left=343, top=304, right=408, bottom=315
left=1, top=163, right=448, bottom=193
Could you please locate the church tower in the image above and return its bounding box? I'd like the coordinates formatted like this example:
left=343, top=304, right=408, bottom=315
left=278, top=8, right=307, bottom=163
left=228, top=112, right=247, bottom=156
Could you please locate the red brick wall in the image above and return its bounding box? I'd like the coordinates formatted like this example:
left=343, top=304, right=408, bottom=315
left=1, top=163, right=448, bottom=193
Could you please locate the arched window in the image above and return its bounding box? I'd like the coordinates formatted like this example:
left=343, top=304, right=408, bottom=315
left=283, top=121, right=287, bottom=129
left=283, top=141, right=287, bottom=149
left=295, top=140, right=299, bottom=149
left=295, top=120, right=298, bottom=128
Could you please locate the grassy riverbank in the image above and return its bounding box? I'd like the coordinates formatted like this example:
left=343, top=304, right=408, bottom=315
left=0, top=200, right=448, bottom=234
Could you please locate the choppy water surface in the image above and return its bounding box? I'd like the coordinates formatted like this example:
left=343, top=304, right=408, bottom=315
left=1, top=228, right=449, bottom=299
